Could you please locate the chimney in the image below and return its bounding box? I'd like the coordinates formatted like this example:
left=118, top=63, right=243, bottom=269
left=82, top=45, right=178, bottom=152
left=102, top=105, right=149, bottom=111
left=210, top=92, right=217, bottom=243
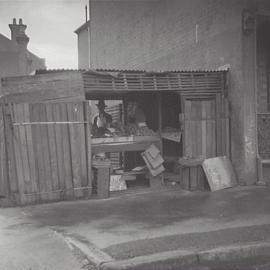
left=9, top=18, right=29, bottom=48
left=9, top=18, right=30, bottom=75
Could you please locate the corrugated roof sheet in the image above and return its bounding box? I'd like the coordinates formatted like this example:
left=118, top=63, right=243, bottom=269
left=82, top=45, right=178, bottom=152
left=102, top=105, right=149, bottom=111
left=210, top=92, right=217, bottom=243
left=34, top=68, right=228, bottom=95
left=36, top=68, right=229, bottom=75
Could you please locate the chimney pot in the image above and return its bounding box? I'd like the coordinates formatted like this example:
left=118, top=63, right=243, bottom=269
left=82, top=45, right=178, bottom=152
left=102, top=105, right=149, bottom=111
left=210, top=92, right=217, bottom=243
left=9, top=18, right=28, bottom=44
left=13, top=18, right=16, bottom=25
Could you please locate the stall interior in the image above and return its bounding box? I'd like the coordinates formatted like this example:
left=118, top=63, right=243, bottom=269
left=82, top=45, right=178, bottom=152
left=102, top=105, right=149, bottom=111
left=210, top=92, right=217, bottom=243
left=89, top=91, right=183, bottom=194
left=161, top=92, right=183, bottom=183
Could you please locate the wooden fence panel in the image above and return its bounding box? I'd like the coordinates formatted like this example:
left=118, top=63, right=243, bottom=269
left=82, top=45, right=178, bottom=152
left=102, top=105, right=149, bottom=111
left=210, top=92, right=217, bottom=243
left=0, top=104, right=8, bottom=198
left=182, top=95, right=230, bottom=159
left=53, top=103, right=66, bottom=199
left=5, top=101, right=91, bottom=205
left=3, top=105, right=18, bottom=201
left=45, top=103, right=60, bottom=201
left=67, top=103, right=83, bottom=198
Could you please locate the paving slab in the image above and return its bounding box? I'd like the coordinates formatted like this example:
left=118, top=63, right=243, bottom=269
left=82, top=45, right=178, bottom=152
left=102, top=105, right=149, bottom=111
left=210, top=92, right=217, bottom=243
left=0, top=208, right=85, bottom=270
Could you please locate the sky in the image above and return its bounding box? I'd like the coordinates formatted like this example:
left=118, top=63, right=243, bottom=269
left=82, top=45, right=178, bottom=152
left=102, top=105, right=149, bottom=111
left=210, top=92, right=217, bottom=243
left=0, top=0, right=89, bottom=69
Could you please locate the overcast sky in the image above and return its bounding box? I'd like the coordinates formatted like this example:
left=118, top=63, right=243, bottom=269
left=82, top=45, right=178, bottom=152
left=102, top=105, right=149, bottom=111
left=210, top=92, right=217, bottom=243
left=0, top=0, right=89, bottom=69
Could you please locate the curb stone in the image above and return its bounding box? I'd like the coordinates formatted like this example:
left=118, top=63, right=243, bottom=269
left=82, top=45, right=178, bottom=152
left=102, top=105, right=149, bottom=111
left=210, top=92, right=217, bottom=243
left=99, top=242, right=270, bottom=270
left=198, top=242, right=270, bottom=264
left=99, top=250, right=198, bottom=270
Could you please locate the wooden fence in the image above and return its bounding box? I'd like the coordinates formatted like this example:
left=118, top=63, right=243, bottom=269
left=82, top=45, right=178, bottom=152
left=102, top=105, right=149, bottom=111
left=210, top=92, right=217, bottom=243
left=0, top=102, right=91, bottom=205
left=0, top=104, right=8, bottom=199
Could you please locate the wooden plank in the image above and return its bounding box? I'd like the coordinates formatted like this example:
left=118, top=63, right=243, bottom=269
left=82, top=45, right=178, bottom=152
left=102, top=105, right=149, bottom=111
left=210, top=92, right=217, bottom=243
left=201, top=100, right=207, bottom=158
left=0, top=104, right=8, bottom=198
left=184, top=99, right=192, bottom=157
left=53, top=103, right=66, bottom=200
left=189, top=167, right=198, bottom=190
left=11, top=104, right=27, bottom=205
left=33, top=104, right=48, bottom=202
left=157, top=93, right=163, bottom=155
left=92, top=140, right=161, bottom=155
left=39, top=104, right=53, bottom=202
left=23, top=103, right=38, bottom=204
left=181, top=167, right=190, bottom=190
left=30, top=104, right=43, bottom=203
left=45, top=103, right=60, bottom=201
left=67, top=103, right=83, bottom=198
left=216, top=94, right=222, bottom=156
left=84, top=102, right=92, bottom=198
left=197, top=101, right=203, bottom=157
left=193, top=100, right=203, bottom=157
left=197, top=165, right=206, bottom=190
left=205, top=100, right=213, bottom=158
left=211, top=99, right=217, bottom=157
left=190, top=101, right=196, bottom=157
left=15, top=104, right=32, bottom=203
left=225, top=99, right=230, bottom=157
left=77, top=103, right=88, bottom=192
left=3, top=104, right=18, bottom=197
left=60, top=103, right=74, bottom=199
left=220, top=98, right=228, bottom=157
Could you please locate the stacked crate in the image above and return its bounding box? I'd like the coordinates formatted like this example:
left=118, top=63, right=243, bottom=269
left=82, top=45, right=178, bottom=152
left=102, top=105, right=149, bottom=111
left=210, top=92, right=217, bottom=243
left=178, top=158, right=209, bottom=191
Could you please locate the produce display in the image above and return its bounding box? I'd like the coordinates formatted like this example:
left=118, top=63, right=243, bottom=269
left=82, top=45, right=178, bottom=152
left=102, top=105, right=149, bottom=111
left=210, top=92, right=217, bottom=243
left=125, top=123, right=157, bottom=136
left=91, top=101, right=158, bottom=138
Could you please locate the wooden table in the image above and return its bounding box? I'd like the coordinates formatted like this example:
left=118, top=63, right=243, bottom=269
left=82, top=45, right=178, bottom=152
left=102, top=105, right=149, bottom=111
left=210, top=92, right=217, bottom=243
left=91, top=136, right=163, bottom=188
left=91, top=136, right=161, bottom=154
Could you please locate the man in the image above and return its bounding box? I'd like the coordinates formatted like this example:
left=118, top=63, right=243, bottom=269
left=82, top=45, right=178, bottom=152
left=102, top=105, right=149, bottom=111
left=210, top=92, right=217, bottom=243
left=92, top=99, right=112, bottom=136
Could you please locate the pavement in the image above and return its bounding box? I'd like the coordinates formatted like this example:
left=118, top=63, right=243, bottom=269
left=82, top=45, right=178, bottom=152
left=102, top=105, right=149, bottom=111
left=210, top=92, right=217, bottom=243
left=1, top=185, right=270, bottom=269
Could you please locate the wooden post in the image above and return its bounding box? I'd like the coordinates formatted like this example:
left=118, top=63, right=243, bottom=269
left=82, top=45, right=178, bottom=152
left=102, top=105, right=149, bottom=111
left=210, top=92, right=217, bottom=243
left=84, top=102, right=92, bottom=198
left=157, top=92, right=163, bottom=154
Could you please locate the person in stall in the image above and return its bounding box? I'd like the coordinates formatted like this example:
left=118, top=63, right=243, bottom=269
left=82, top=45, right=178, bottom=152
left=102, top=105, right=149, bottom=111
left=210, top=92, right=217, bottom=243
left=127, top=102, right=157, bottom=136
left=92, top=99, right=112, bottom=137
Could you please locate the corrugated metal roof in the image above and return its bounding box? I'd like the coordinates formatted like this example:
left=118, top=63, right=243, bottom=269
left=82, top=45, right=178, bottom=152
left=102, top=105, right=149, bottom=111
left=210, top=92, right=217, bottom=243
left=1, top=68, right=228, bottom=102
left=95, top=68, right=229, bottom=73
left=34, top=68, right=228, bottom=95
left=82, top=69, right=227, bottom=95
left=36, top=68, right=228, bottom=75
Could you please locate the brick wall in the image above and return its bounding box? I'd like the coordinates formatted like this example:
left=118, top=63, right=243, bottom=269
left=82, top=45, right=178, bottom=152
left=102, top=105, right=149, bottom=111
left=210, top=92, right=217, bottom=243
left=0, top=51, right=19, bottom=77
left=87, top=0, right=268, bottom=184
left=0, top=34, right=46, bottom=77
left=91, top=0, right=245, bottom=71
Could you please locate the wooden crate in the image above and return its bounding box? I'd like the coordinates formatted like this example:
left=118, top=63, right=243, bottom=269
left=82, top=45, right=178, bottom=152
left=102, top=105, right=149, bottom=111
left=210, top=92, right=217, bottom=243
left=178, top=158, right=209, bottom=191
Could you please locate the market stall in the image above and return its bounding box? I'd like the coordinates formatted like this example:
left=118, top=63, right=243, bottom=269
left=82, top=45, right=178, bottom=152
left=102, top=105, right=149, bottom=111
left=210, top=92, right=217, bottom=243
left=0, top=69, right=229, bottom=205
left=89, top=94, right=165, bottom=195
